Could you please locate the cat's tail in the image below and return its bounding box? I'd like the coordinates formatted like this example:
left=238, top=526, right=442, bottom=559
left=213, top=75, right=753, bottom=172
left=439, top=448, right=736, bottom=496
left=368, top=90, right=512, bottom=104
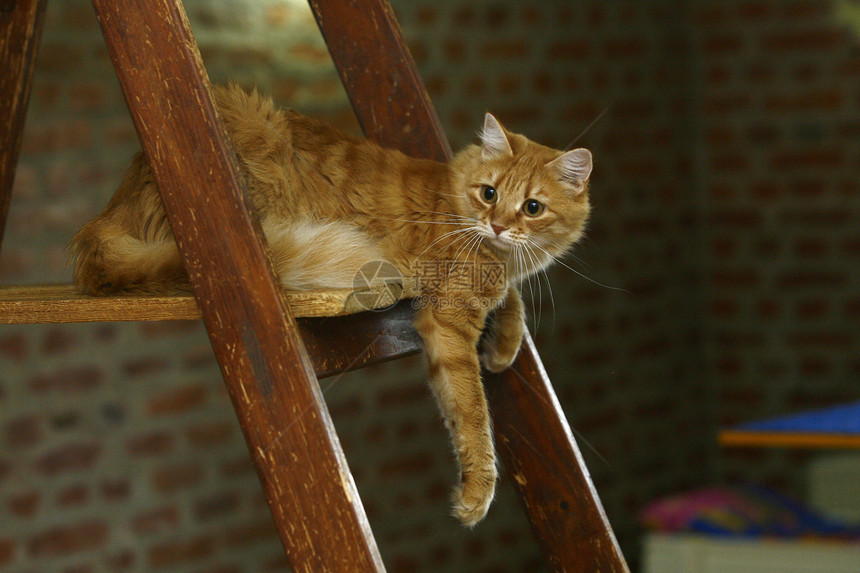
left=72, top=217, right=385, bottom=296
left=69, top=217, right=188, bottom=296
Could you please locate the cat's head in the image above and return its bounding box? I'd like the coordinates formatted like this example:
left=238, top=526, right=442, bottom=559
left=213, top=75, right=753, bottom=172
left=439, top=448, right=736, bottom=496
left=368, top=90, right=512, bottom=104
left=456, top=113, right=592, bottom=270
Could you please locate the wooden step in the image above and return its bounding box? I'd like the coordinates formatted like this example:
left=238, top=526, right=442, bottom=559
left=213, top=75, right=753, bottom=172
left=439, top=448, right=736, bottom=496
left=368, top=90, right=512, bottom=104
left=0, top=282, right=418, bottom=324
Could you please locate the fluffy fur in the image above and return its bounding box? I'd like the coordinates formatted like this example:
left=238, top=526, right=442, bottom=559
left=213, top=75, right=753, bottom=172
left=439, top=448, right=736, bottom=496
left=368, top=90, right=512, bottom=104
left=70, top=84, right=593, bottom=526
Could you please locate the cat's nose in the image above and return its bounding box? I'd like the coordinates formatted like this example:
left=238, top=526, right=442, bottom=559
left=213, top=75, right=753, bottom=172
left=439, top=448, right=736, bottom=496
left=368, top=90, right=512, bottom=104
left=491, top=223, right=507, bottom=236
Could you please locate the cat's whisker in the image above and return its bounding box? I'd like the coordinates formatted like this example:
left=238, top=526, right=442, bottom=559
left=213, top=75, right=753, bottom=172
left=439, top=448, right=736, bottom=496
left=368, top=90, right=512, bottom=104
left=521, top=241, right=545, bottom=333
left=526, top=247, right=541, bottom=333
left=452, top=229, right=483, bottom=265
left=413, top=227, right=479, bottom=263
left=413, top=210, right=480, bottom=223
left=516, top=245, right=537, bottom=333
left=524, top=240, right=556, bottom=333
left=528, top=239, right=628, bottom=293
left=377, top=216, right=476, bottom=226
left=466, top=233, right=485, bottom=270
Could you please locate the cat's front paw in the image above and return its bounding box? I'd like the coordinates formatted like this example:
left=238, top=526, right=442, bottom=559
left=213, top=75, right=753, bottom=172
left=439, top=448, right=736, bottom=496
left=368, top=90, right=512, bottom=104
left=452, top=464, right=498, bottom=527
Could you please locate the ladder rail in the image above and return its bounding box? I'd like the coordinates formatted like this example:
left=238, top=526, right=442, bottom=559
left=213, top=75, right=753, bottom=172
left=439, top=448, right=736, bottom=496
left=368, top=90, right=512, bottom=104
left=308, top=0, right=629, bottom=569
left=91, top=1, right=384, bottom=570
left=0, top=0, right=47, bottom=252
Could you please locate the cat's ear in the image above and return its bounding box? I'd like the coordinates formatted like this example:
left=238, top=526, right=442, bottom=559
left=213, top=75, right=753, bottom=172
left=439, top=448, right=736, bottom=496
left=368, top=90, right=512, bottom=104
left=548, top=148, right=592, bottom=194
left=480, top=113, right=513, bottom=160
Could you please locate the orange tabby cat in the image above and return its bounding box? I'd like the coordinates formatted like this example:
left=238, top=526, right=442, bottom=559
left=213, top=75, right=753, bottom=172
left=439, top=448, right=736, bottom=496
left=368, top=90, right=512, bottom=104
left=70, top=84, right=592, bottom=526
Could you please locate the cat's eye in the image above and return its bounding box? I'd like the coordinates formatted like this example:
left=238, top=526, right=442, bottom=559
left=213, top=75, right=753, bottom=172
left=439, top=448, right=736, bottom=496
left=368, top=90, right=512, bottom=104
left=481, top=185, right=497, bottom=203
left=523, top=199, right=545, bottom=216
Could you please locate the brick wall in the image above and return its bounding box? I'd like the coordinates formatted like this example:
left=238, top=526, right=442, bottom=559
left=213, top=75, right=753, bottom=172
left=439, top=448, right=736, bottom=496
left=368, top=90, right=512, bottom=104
left=2, top=0, right=858, bottom=571
left=691, top=0, right=860, bottom=493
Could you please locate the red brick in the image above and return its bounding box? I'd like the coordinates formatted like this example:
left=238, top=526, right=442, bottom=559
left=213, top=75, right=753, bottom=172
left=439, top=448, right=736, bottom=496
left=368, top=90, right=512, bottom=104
left=792, top=238, right=828, bottom=258
left=452, top=6, right=475, bottom=26
left=132, top=506, right=180, bottom=535
left=147, top=536, right=214, bottom=568
left=186, top=421, right=235, bottom=447
left=8, top=491, right=40, bottom=518
left=0, top=333, right=27, bottom=361
left=105, top=550, right=135, bottom=570
left=843, top=237, right=860, bottom=256
left=604, top=38, right=648, bottom=58
left=123, top=357, right=169, bottom=377
left=27, top=520, right=108, bottom=558
left=126, top=431, right=174, bottom=456
left=35, top=443, right=101, bottom=476
left=711, top=237, right=738, bottom=257
left=57, top=484, right=89, bottom=507
left=377, top=383, right=427, bottom=406
left=195, top=491, right=240, bottom=521
left=479, top=40, right=527, bottom=59
left=702, top=33, right=744, bottom=54
left=219, top=454, right=254, bottom=479
left=787, top=332, right=850, bottom=348
left=800, top=357, right=831, bottom=376
left=795, top=300, right=828, bottom=319
left=34, top=44, right=83, bottom=72
left=547, top=39, right=591, bottom=61
left=379, top=452, right=435, bottom=477
left=710, top=299, right=738, bottom=318
left=219, top=519, right=278, bottom=548
left=738, top=1, right=771, bottom=19
left=415, top=5, right=438, bottom=25
left=100, top=479, right=130, bottom=502
left=781, top=208, right=848, bottom=227
left=632, top=337, right=671, bottom=359
left=703, top=93, right=749, bottom=114
left=781, top=1, right=828, bottom=19
left=147, top=383, right=207, bottom=416
left=720, top=388, right=764, bottom=409
left=709, top=210, right=762, bottom=227
left=710, top=152, right=750, bottom=172
left=485, top=5, right=507, bottom=27
left=762, top=29, right=843, bottom=52
left=5, top=416, right=43, bottom=449
left=69, top=82, right=110, bottom=111
left=20, top=120, right=92, bottom=154
left=42, top=327, right=76, bottom=354
left=778, top=271, right=846, bottom=288
left=765, top=90, right=844, bottom=112
left=711, top=270, right=760, bottom=288
left=770, top=149, right=844, bottom=170
left=0, top=538, right=14, bottom=567
left=29, top=366, right=102, bottom=394
left=152, top=463, right=204, bottom=493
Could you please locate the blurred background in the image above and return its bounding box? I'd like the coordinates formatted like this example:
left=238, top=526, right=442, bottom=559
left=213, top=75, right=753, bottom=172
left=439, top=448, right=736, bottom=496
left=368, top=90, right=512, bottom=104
left=1, top=0, right=858, bottom=571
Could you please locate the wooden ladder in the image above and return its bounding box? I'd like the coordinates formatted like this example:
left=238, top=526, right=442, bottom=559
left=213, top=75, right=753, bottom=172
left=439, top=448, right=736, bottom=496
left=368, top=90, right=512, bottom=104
left=0, top=1, right=629, bottom=571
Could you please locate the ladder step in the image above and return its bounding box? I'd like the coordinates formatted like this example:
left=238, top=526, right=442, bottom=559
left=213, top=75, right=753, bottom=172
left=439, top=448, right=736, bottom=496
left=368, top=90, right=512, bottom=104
left=0, top=282, right=418, bottom=324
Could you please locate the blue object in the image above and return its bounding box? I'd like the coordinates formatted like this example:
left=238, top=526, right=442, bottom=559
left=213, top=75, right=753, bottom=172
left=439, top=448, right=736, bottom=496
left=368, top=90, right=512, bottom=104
left=738, top=401, right=860, bottom=435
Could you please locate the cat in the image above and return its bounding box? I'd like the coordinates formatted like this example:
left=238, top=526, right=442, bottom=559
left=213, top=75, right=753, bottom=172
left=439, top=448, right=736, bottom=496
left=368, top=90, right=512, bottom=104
left=69, top=84, right=592, bottom=527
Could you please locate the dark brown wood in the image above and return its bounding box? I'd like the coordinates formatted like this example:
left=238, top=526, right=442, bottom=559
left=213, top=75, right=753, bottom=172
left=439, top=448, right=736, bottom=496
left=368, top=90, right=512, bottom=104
left=0, top=0, right=47, bottom=250
left=486, top=335, right=629, bottom=572
left=91, top=1, right=383, bottom=571
left=299, top=299, right=421, bottom=379
left=310, top=1, right=628, bottom=569
left=308, top=0, right=452, bottom=162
